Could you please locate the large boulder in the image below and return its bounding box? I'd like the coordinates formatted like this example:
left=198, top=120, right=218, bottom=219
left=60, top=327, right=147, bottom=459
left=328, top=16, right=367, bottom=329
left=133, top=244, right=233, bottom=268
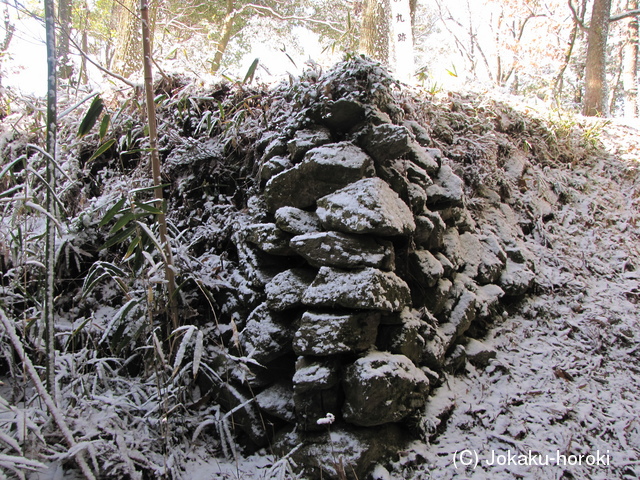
left=264, top=142, right=375, bottom=212
left=293, top=311, right=380, bottom=355
left=290, top=231, right=395, bottom=270
left=499, top=259, right=535, bottom=295
left=408, top=250, right=445, bottom=288
left=316, top=178, right=416, bottom=236
left=302, top=266, right=411, bottom=312
left=342, top=352, right=430, bottom=427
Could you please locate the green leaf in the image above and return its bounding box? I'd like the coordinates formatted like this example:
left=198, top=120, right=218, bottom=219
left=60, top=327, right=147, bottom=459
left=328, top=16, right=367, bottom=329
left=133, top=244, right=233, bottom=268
left=109, top=211, right=136, bottom=234
left=102, top=225, right=137, bottom=250
left=77, top=96, right=104, bottom=137
left=99, top=198, right=128, bottom=227
left=243, top=58, right=259, bottom=85
left=134, top=200, right=164, bottom=215
left=86, top=139, right=116, bottom=164
left=99, top=114, right=111, bottom=140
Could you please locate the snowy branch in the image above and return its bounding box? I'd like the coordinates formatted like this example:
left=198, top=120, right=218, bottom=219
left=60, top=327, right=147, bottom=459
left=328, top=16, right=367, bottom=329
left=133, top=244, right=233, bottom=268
left=610, top=9, right=640, bottom=22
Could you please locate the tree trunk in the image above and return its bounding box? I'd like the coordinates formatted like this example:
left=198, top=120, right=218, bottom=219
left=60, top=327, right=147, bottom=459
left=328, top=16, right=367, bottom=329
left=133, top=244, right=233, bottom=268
left=44, top=0, right=58, bottom=398
left=622, top=0, right=639, bottom=117
left=57, top=0, right=73, bottom=80
left=211, top=0, right=236, bottom=74
left=359, top=0, right=390, bottom=64
left=113, top=0, right=144, bottom=76
left=583, top=0, right=612, bottom=116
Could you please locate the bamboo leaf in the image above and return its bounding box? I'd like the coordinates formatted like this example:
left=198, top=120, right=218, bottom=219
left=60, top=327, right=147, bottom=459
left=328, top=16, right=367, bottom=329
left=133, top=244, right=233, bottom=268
left=134, top=200, right=164, bottom=215
left=102, top=225, right=137, bottom=250
left=172, top=326, right=195, bottom=374
left=86, top=139, right=116, bottom=164
left=109, top=211, right=136, bottom=234
left=193, top=329, right=204, bottom=378
left=99, top=114, right=111, bottom=140
left=243, top=58, right=259, bottom=85
left=99, top=298, right=140, bottom=345
left=99, top=198, right=128, bottom=227
left=77, top=96, right=104, bottom=137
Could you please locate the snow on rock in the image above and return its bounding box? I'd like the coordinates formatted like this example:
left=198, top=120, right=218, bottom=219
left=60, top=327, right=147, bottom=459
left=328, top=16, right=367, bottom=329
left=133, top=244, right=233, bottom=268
left=342, top=351, right=430, bottom=427
left=292, top=311, right=380, bottom=356
left=499, top=259, right=536, bottom=295
left=287, top=127, right=332, bottom=162
left=264, top=268, right=316, bottom=311
left=302, top=266, right=411, bottom=312
left=289, top=231, right=395, bottom=270
left=237, top=303, right=295, bottom=364
left=425, top=164, right=465, bottom=208
left=316, top=177, right=416, bottom=236
left=292, top=357, right=340, bottom=391
left=242, top=222, right=295, bottom=256
left=408, top=249, right=445, bottom=288
left=263, top=141, right=375, bottom=212
left=255, top=382, right=295, bottom=422
left=274, top=206, right=322, bottom=234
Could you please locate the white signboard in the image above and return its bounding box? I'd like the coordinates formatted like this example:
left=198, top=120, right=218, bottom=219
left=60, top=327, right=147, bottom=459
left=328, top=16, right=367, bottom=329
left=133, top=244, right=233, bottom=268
left=389, top=0, right=415, bottom=83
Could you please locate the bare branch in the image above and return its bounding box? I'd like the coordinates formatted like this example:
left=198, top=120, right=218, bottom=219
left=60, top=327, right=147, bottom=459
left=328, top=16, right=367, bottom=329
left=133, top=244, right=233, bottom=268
left=568, top=0, right=588, bottom=32
left=610, top=9, right=640, bottom=21
left=243, top=3, right=346, bottom=34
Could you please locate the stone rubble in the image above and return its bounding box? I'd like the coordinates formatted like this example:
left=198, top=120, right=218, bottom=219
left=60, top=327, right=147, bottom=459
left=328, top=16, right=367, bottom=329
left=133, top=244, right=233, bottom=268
left=213, top=58, right=536, bottom=479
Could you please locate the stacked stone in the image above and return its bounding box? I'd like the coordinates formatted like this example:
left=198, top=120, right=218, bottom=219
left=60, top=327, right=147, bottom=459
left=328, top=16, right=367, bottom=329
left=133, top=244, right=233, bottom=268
left=227, top=97, right=535, bottom=476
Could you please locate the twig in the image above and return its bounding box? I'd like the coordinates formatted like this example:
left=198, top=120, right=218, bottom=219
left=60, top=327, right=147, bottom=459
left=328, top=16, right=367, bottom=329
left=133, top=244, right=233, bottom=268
left=0, top=308, right=97, bottom=480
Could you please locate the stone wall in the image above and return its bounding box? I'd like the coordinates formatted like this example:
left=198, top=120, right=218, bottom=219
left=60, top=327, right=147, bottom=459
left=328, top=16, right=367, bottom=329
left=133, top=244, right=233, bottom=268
left=212, top=59, right=536, bottom=479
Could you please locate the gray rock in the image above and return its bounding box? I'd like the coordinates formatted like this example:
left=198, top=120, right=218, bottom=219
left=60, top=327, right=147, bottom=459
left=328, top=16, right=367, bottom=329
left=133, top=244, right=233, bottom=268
left=443, top=344, right=467, bottom=374
left=294, top=386, right=342, bottom=432
left=274, top=206, right=323, bottom=235
left=407, top=183, right=427, bottom=214
left=409, top=250, right=445, bottom=288
left=243, top=223, right=295, bottom=256
left=234, top=235, right=285, bottom=287
left=265, top=268, right=316, bottom=311
left=442, top=228, right=464, bottom=269
left=316, top=178, right=416, bottom=237
left=499, top=260, right=535, bottom=295
left=475, top=283, right=505, bottom=318
left=377, top=309, right=426, bottom=365
left=318, top=98, right=366, bottom=131
left=293, top=311, right=380, bottom=355
left=342, top=352, right=430, bottom=426
left=423, top=332, right=446, bottom=369
left=419, top=277, right=453, bottom=314
left=403, top=120, right=431, bottom=146
left=264, top=142, right=375, bottom=212
left=273, top=424, right=407, bottom=480
left=293, top=357, right=340, bottom=392
left=302, top=267, right=411, bottom=312
left=262, top=138, right=288, bottom=162
left=287, top=127, right=332, bottom=162
left=362, top=123, right=413, bottom=162
left=465, top=338, right=497, bottom=368
left=407, top=143, right=439, bottom=173
left=414, top=211, right=446, bottom=249
left=459, top=233, right=506, bottom=284
left=435, top=252, right=455, bottom=278
left=290, top=231, right=395, bottom=270
left=440, top=290, right=477, bottom=349
left=260, top=155, right=292, bottom=181
left=425, top=164, right=464, bottom=208
left=238, top=303, right=295, bottom=364
left=255, top=382, right=295, bottom=422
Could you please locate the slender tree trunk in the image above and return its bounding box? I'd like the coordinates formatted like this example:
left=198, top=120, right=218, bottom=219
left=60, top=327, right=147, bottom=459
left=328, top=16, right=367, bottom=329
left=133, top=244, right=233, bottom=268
left=140, top=0, right=179, bottom=331
left=622, top=0, right=639, bottom=117
left=359, top=0, right=390, bottom=64
left=211, top=0, right=236, bottom=74
left=44, top=0, right=57, bottom=398
left=583, top=0, right=612, bottom=116
left=57, top=0, right=73, bottom=80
